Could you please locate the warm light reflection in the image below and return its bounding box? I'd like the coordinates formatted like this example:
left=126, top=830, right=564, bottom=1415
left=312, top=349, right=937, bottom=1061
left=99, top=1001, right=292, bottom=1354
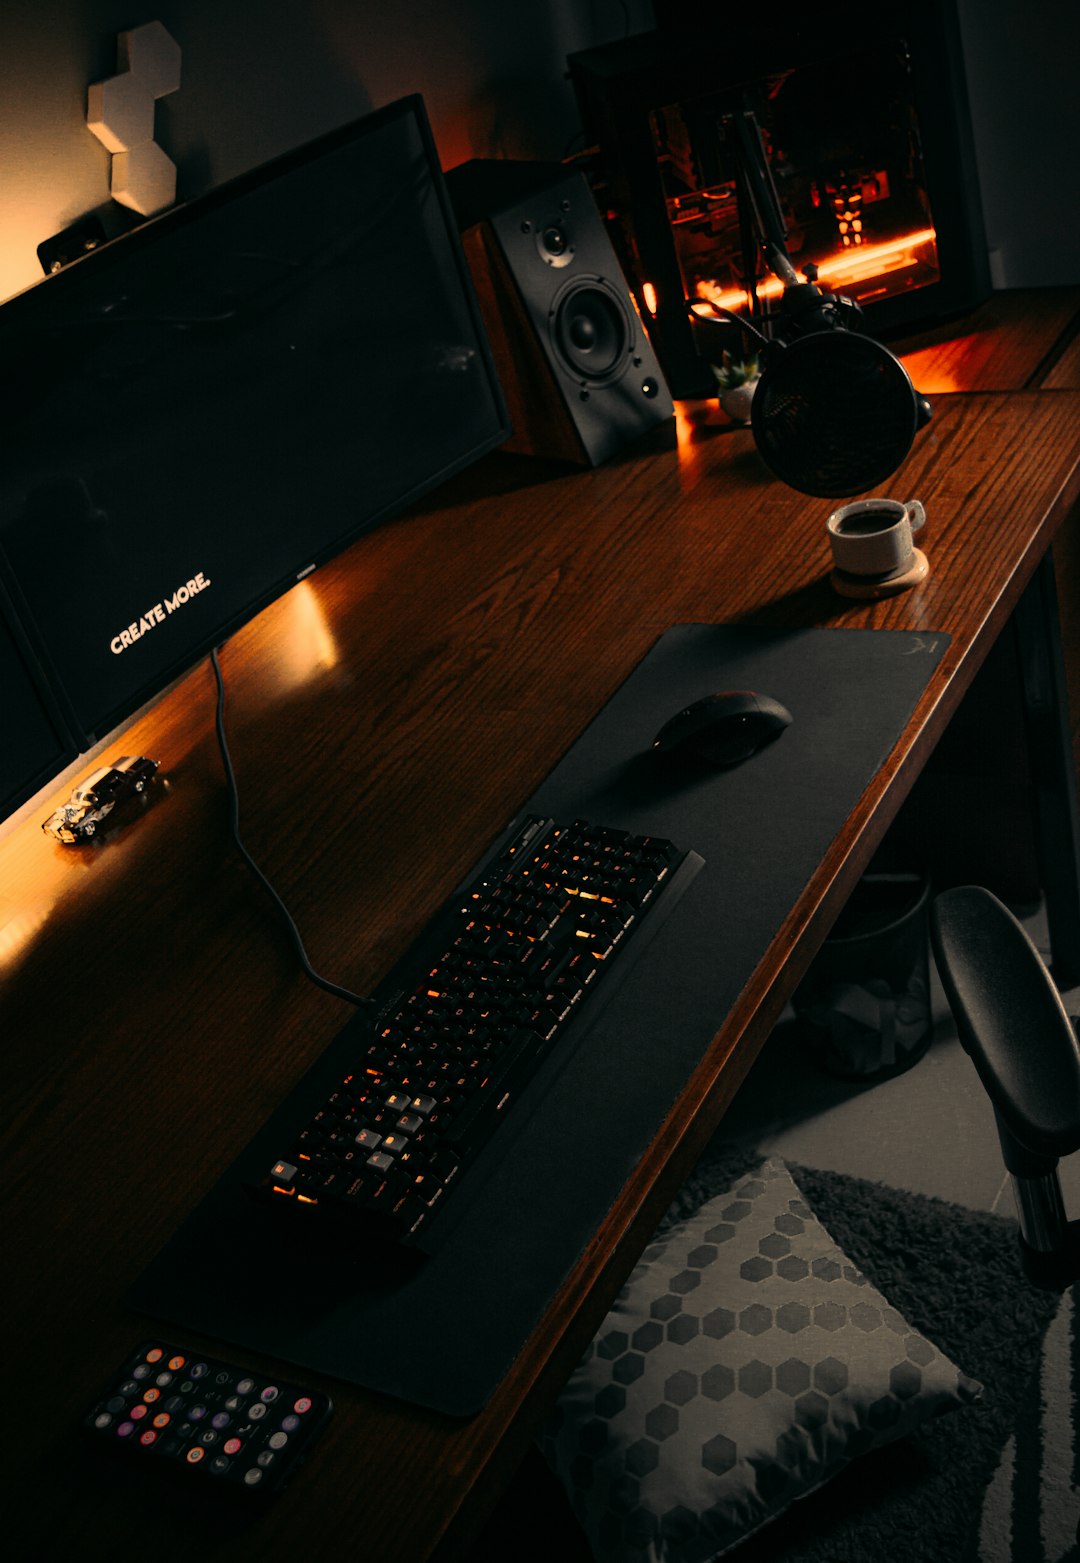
left=0, top=785, right=107, bottom=972
left=260, top=577, right=340, bottom=692
left=0, top=900, right=53, bottom=973
left=642, top=281, right=658, bottom=316
left=695, top=227, right=938, bottom=314
left=896, top=336, right=984, bottom=396
left=672, top=397, right=736, bottom=463
left=674, top=402, right=702, bottom=455
left=0, top=114, right=108, bottom=305
left=291, top=578, right=339, bottom=668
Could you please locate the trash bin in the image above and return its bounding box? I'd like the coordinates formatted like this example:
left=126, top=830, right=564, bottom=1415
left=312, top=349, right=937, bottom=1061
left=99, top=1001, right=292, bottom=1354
left=792, top=867, right=933, bottom=1080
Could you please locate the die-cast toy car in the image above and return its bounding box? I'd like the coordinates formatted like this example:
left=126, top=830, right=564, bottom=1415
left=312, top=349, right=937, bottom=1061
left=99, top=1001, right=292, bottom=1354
left=42, top=756, right=159, bottom=843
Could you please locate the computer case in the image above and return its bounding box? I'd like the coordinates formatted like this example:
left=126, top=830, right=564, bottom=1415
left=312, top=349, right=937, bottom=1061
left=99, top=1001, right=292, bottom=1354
left=570, top=0, right=990, bottom=396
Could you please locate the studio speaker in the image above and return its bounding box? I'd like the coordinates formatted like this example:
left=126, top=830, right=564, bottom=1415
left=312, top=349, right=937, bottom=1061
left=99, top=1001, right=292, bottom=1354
left=446, top=161, right=673, bottom=466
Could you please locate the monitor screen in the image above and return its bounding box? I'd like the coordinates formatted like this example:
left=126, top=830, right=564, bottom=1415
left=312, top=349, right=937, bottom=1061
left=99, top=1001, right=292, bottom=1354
left=0, top=578, right=76, bottom=818
left=0, top=95, right=508, bottom=759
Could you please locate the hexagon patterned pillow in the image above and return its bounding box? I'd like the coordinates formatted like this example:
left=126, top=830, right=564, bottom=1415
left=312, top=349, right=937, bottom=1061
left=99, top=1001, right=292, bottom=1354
left=539, top=1157, right=980, bottom=1561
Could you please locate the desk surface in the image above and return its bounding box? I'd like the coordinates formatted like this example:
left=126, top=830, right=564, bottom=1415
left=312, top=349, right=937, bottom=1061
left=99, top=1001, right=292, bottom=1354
left=4, top=290, right=1080, bottom=1561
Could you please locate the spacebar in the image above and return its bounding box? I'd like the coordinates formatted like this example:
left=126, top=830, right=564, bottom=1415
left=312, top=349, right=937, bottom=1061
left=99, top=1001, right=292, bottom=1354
left=444, top=1029, right=547, bottom=1158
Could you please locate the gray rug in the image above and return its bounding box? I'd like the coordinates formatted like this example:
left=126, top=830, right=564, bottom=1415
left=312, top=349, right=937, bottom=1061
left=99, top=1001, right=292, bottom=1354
left=974, top=1283, right=1080, bottom=1563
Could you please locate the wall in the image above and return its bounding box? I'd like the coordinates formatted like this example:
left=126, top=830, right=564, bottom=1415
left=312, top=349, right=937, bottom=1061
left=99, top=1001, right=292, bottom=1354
left=0, top=1, right=1076, bottom=309
left=956, top=0, right=1080, bottom=288
left=0, top=0, right=653, bottom=306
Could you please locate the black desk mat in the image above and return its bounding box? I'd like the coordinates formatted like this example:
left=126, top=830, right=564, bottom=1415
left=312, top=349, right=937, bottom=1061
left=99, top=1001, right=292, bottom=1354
left=130, top=624, right=949, bottom=1415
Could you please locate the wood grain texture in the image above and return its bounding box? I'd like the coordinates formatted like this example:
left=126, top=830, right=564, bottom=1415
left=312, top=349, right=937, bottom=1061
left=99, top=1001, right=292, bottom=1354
left=894, top=286, right=1080, bottom=393
left=1040, top=315, right=1080, bottom=390
left=1053, top=510, right=1080, bottom=782
left=3, top=328, right=1080, bottom=1559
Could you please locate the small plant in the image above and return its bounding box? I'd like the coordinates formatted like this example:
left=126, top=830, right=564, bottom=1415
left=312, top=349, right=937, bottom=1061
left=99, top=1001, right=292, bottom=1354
left=711, top=350, right=760, bottom=391
left=711, top=350, right=761, bottom=422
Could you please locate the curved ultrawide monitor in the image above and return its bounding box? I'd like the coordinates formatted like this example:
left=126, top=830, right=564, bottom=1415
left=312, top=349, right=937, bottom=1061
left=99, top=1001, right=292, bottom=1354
left=0, top=94, right=508, bottom=795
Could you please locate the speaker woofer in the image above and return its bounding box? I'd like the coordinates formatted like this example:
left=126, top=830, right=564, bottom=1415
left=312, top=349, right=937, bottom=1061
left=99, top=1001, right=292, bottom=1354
left=550, top=279, right=631, bottom=383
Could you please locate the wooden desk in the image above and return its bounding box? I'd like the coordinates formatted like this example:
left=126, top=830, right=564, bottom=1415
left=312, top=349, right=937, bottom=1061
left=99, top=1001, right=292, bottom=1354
left=4, top=293, right=1080, bottom=1562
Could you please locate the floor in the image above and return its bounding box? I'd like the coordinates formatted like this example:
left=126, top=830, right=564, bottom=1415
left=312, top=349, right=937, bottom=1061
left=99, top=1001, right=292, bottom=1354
left=471, top=897, right=1080, bottom=1562
left=472, top=896, right=1080, bottom=1562
left=716, top=900, right=1080, bottom=1221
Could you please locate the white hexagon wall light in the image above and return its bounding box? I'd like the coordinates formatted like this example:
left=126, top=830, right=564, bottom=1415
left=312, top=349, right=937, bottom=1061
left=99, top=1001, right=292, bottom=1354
left=87, top=21, right=182, bottom=216
left=86, top=72, right=155, bottom=155
left=111, top=142, right=180, bottom=218
left=118, top=21, right=182, bottom=100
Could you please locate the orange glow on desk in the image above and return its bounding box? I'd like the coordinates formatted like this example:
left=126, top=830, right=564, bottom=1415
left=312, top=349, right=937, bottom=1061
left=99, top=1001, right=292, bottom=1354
left=276, top=578, right=340, bottom=682
left=0, top=770, right=121, bottom=973
left=674, top=402, right=703, bottom=456
left=896, top=334, right=987, bottom=395
left=673, top=398, right=741, bottom=458
left=0, top=900, right=53, bottom=973
left=234, top=575, right=341, bottom=699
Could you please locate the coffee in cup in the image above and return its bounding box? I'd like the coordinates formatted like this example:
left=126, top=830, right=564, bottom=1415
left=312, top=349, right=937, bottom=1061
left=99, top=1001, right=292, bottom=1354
left=827, top=497, right=926, bottom=579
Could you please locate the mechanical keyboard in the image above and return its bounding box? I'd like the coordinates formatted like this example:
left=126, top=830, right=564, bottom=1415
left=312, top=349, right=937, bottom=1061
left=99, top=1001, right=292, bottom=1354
left=249, top=814, right=696, bottom=1249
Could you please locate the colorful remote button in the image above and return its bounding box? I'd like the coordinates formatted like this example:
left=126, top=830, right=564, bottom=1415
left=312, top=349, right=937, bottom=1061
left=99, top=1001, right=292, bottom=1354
left=82, top=1341, right=332, bottom=1497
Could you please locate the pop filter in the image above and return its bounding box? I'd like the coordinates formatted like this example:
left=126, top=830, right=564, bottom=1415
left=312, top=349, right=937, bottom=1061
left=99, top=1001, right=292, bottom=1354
left=750, top=331, right=930, bottom=498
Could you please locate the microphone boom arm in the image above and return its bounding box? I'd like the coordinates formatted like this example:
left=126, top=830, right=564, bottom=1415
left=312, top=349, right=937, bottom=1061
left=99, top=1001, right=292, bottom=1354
left=728, top=110, right=800, bottom=290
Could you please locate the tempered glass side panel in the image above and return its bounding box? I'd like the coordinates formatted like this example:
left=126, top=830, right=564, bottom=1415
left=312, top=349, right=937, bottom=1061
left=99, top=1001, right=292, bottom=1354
left=0, top=96, right=508, bottom=746
left=653, top=42, right=941, bottom=320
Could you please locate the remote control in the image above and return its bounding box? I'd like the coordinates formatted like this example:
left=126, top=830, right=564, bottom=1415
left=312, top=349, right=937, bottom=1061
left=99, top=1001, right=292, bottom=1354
left=83, top=1340, right=332, bottom=1495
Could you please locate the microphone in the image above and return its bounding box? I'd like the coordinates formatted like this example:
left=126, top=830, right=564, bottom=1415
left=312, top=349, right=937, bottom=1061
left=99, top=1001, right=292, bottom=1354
left=750, top=328, right=932, bottom=499
left=689, top=111, right=933, bottom=498
left=690, top=293, right=932, bottom=497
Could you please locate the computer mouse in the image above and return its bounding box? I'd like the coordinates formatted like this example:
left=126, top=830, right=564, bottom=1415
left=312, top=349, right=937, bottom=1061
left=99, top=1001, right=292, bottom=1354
left=652, top=691, right=792, bottom=768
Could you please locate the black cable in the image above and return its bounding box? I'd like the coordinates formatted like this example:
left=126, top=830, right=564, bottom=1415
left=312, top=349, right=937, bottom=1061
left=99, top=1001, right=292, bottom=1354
left=686, top=298, right=771, bottom=348
left=210, top=645, right=373, bottom=1008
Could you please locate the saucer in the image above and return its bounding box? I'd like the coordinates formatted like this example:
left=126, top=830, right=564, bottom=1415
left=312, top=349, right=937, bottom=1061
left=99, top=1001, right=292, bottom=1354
left=830, top=547, right=929, bottom=600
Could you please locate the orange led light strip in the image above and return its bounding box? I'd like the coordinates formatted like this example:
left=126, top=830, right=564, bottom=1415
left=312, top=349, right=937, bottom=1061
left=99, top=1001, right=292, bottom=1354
left=693, top=227, right=937, bottom=314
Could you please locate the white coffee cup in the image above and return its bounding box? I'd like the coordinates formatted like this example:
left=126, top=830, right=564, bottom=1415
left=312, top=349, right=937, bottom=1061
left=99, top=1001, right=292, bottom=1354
left=826, top=498, right=926, bottom=578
